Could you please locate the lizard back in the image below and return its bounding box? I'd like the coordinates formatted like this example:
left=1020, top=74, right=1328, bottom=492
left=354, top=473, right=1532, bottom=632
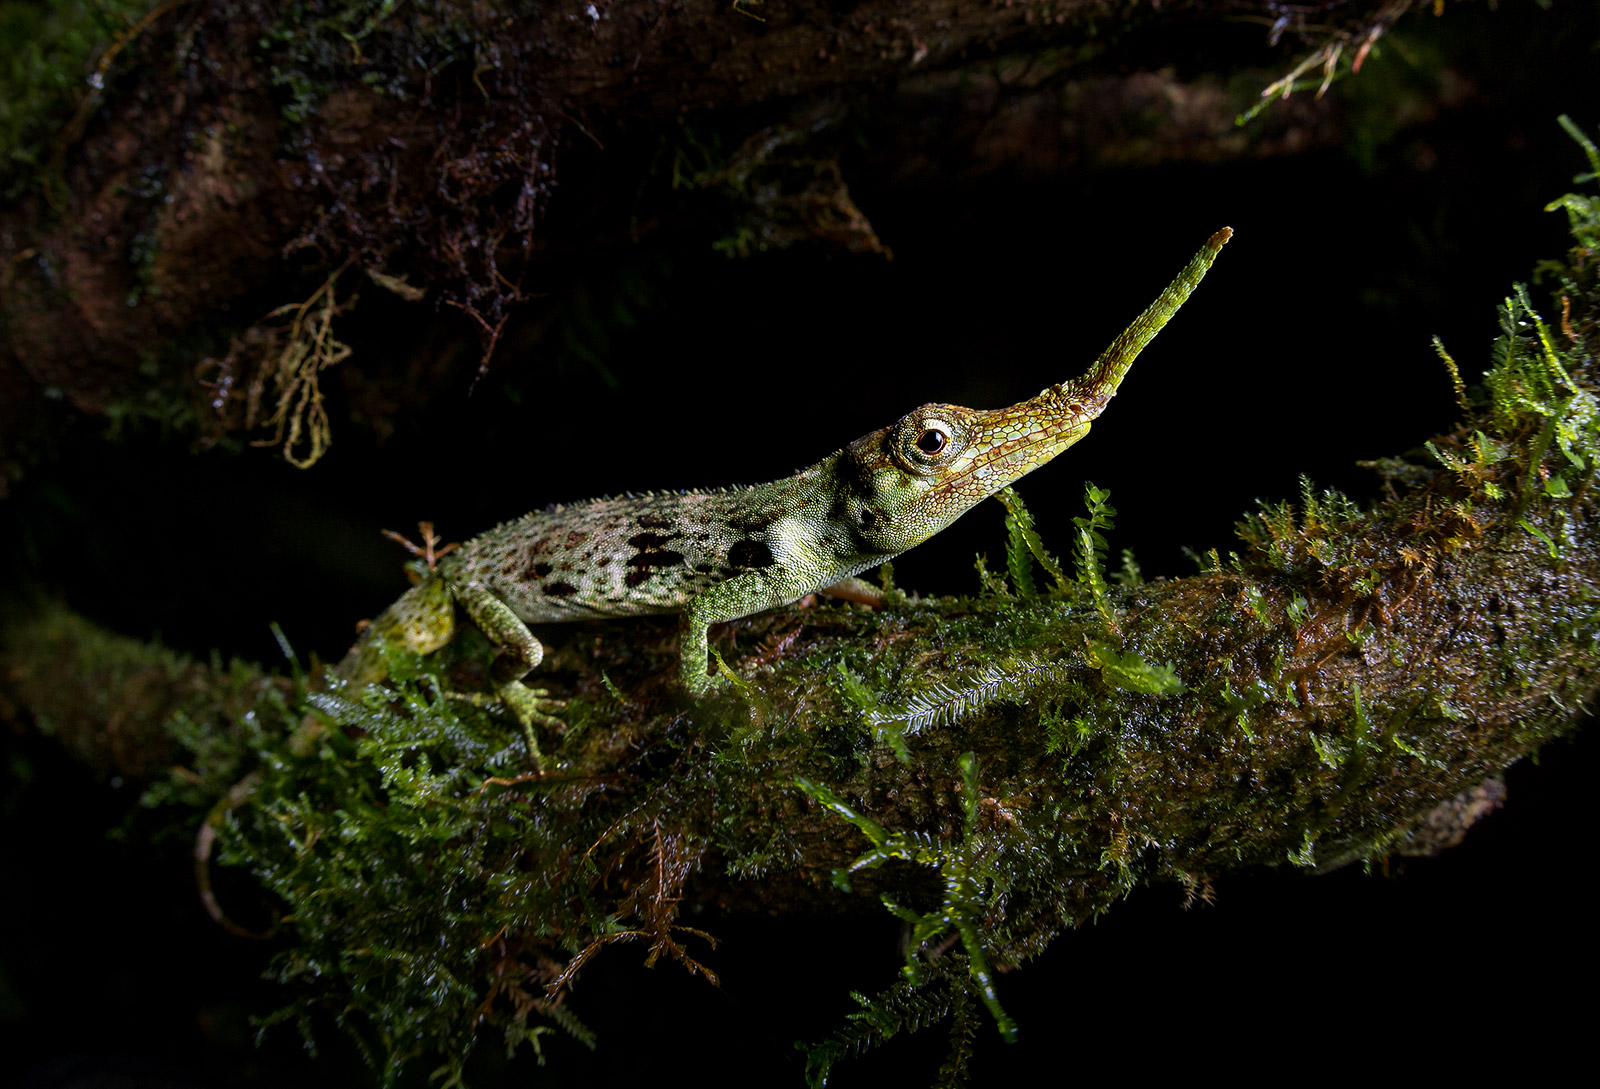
left=443, top=474, right=847, bottom=623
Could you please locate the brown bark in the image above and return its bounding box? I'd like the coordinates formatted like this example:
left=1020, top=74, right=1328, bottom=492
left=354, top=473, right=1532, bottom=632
left=0, top=0, right=1414, bottom=485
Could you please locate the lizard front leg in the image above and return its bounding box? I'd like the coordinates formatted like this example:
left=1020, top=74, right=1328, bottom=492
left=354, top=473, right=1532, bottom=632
left=449, top=580, right=565, bottom=764
left=678, top=606, right=720, bottom=699
left=678, top=571, right=794, bottom=698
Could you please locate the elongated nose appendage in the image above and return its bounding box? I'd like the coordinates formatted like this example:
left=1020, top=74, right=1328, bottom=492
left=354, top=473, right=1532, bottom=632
left=897, top=228, right=1232, bottom=531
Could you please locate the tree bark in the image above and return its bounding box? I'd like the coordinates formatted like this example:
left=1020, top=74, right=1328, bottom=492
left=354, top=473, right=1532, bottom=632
left=0, top=0, right=1415, bottom=485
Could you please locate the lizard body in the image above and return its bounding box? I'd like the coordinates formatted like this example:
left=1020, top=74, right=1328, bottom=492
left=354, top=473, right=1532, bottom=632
left=337, top=229, right=1232, bottom=752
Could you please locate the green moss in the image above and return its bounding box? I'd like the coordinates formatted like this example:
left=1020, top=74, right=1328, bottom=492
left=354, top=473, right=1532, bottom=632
left=0, top=0, right=155, bottom=192
left=0, top=599, right=289, bottom=784
left=797, top=751, right=1019, bottom=1080
left=255, top=0, right=448, bottom=126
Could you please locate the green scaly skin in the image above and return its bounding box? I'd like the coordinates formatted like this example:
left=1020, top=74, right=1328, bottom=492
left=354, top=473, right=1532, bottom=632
left=341, top=229, right=1232, bottom=757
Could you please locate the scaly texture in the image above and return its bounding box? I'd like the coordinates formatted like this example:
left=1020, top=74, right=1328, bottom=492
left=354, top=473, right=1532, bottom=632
left=341, top=230, right=1231, bottom=752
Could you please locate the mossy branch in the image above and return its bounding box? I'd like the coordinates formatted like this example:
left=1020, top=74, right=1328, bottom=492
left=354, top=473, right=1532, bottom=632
left=7, top=119, right=1600, bottom=1089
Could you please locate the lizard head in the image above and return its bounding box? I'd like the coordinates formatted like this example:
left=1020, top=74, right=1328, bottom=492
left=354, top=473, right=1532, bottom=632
left=836, top=227, right=1232, bottom=556
left=837, top=391, right=1096, bottom=553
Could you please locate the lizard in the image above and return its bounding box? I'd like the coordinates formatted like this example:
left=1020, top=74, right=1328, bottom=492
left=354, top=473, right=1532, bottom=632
left=194, top=229, right=1230, bottom=930
left=332, top=227, right=1231, bottom=763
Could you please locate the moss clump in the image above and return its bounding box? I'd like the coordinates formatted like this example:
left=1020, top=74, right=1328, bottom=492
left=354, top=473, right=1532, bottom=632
left=0, top=600, right=291, bottom=783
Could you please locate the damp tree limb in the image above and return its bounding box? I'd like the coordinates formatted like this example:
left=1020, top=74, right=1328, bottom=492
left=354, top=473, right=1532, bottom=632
left=4, top=124, right=1599, bottom=1084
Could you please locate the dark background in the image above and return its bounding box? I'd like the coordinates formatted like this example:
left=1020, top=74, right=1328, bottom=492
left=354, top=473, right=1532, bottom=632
left=4, top=4, right=1598, bottom=1085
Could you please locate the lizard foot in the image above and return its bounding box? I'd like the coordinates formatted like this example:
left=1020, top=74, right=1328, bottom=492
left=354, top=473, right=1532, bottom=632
left=500, top=682, right=566, bottom=769
left=703, top=647, right=754, bottom=698
left=447, top=685, right=566, bottom=769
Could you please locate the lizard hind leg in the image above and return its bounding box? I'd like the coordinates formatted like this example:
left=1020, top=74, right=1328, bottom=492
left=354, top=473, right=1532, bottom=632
left=336, top=576, right=458, bottom=690
left=818, top=576, right=888, bottom=608
left=450, top=581, right=566, bottom=767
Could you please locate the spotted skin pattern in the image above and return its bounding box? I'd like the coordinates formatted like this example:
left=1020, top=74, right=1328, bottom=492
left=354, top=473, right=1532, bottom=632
left=336, top=230, right=1231, bottom=753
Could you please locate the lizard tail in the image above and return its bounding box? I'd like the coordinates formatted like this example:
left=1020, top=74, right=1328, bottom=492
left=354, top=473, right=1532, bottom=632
left=195, top=769, right=277, bottom=939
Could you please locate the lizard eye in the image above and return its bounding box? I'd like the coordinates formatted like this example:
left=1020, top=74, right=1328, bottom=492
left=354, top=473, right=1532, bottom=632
left=892, top=409, right=967, bottom=474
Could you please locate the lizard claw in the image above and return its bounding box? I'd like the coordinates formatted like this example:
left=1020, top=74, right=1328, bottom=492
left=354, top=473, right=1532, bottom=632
left=444, top=686, right=565, bottom=768
left=705, top=648, right=753, bottom=698
left=498, top=681, right=567, bottom=769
